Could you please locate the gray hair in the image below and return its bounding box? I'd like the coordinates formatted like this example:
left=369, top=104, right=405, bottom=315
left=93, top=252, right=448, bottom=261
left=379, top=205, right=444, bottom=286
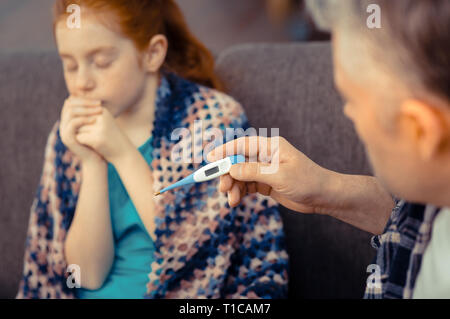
left=306, top=0, right=367, bottom=31
left=306, top=0, right=450, bottom=107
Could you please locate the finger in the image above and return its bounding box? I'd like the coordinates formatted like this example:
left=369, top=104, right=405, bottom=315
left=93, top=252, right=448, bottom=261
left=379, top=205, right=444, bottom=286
left=76, top=116, right=100, bottom=134
left=228, top=162, right=277, bottom=185
left=77, top=124, right=93, bottom=134
left=256, top=183, right=272, bottom=196
left=228, top=182, right=241, bottom=208
left=76, top=131, right=92, bottom=146
left=76, top=114, right=100, bottom=130
left=71, top=106, right=103, bottom=117
left=237, top=181, right=247, bottom=199
left=207, top=136, right=275, bottom=162
left=68, top=116, right=97, bottom=134
left=219, top=174, right=233, bottom=192
left=62, top=98, right=102, bottom=123
left=247, top=182, right=257, bottom=194
left=68, top=97, right=102, bottom=107
left=226, top=179, right=235, bottom=204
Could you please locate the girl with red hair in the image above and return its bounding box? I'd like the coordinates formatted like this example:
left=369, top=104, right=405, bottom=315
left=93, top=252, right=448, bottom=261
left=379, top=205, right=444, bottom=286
left=16, top=0, right=288, bottom=299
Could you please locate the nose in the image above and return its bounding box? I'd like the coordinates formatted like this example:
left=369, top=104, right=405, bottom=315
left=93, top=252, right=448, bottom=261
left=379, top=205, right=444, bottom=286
left=75, top=65, right=95, bottom=94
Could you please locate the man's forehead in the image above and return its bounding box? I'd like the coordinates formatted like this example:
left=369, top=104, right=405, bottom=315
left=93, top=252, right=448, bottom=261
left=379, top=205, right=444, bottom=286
left=331, top=34, right=374, bottom=100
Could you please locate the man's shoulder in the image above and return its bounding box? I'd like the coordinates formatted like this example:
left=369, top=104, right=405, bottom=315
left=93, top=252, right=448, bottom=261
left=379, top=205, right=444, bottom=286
left=373, top=200, right=436, bottom=248
left=365, top=200, right=444, bottom=299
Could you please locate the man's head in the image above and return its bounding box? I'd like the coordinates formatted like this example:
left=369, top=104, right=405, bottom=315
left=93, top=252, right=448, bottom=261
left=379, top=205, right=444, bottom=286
left=307, top=0, right=450, bottom=206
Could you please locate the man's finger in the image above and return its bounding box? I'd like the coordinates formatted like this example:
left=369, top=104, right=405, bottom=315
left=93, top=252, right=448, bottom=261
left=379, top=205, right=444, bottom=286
left=247, top=182, right=257, bottom=194
left=219, top=174, right=233, bottom=192
left=256, top=183, right=272, bottom=197
left=228, top=162, right=276, bottom=185
left=207, top=136, right=274, bottom=162
left=228, top=181, right=241, bottom=208
left=237, top=181, right=247, bottom=199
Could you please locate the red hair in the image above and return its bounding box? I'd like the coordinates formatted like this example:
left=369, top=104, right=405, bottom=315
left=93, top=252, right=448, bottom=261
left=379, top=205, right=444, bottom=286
left=53, top=0, right=223, bottom=91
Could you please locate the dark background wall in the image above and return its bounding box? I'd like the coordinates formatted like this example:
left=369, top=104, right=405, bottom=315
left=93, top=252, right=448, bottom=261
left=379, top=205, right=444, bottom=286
left=0, top=0, right=293, bottom=54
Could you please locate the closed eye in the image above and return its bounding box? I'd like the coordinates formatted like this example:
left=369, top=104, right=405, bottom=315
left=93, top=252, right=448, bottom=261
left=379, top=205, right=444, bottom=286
left=94, top=58, right=113, bottom=69
left=63, top=62, right=78, bottom=73
left=60, top=56, right=78, bottom=73
left=92, top=52, right=117, bottom=69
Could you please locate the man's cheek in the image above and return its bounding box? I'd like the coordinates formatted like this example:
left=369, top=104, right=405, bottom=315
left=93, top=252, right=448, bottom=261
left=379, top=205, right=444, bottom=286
left=353, top=112, right=381, bottom=147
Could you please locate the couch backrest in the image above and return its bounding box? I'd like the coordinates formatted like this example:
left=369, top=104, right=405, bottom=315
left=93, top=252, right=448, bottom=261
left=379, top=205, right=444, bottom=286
left=215, top=42, right=375, bottom=298
left=0, top=51, right=66, bottom=298
left=0, top=43, right=376, bottom=298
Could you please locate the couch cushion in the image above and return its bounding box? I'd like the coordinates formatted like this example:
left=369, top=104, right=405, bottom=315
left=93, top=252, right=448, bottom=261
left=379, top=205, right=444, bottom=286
left=215, top=42, right=376, bottom=298
left=0, top=51, right=65, bottom=298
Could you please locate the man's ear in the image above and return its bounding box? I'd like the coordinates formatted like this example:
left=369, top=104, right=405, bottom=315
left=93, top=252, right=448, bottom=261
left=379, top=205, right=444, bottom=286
left=142, top=34, right=168, bottom=73
left=399, top=99, right=449, bottom=161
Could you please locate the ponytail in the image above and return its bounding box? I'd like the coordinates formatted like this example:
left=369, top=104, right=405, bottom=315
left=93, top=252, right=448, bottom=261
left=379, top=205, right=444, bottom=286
left=161, top=0, right=224, bottom=91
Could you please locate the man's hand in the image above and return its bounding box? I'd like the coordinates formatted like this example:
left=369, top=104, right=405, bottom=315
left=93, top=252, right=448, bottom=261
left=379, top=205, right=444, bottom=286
left=207, top=136, right=333, bottom=213
left=207, top=135, right=395, bottom=234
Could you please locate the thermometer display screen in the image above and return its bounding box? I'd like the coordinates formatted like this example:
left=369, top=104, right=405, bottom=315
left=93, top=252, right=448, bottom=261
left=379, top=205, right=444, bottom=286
left=205, top=166, right=219, bottom=176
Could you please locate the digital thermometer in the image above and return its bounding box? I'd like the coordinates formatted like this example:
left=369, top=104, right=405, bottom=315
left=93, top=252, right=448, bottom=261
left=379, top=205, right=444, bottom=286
left=154, top=155, right=245, bottom=196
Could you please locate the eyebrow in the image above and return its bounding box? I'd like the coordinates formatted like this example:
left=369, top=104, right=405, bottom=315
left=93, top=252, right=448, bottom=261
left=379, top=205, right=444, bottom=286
left=59, top=46, right=117, bottom=59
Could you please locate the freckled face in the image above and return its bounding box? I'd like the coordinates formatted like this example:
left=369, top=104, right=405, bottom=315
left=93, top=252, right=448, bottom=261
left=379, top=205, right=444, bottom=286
left=55, top=14, right=148, bottom=117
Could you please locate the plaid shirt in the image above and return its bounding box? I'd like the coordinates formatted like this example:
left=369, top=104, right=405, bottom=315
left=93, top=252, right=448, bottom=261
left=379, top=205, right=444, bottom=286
left=364, top=200, right=442, bottom=298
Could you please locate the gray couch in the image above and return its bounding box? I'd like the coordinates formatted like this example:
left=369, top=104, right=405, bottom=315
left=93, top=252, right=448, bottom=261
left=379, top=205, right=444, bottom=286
left=0, top=42, right=375, bottom=299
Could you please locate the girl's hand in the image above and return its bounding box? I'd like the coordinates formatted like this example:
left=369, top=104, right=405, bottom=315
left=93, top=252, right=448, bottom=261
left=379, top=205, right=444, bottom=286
left=59, top=96, right=105, bottom=163
left=75, top=106, right=134, bottom=165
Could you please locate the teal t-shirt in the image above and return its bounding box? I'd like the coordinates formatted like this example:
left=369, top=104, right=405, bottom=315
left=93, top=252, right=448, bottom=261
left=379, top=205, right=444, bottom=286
left=76, top=136, right=156, bottom=299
